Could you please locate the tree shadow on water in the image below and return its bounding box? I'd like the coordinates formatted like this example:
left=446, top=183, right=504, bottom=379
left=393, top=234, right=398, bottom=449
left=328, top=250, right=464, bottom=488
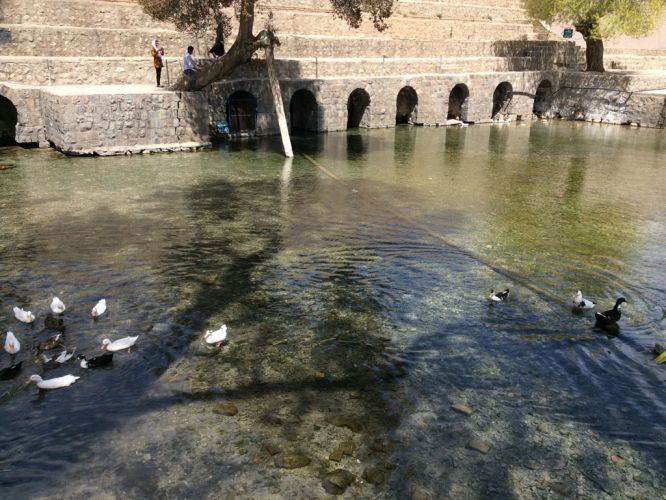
left=143, top=173, right=410, bottom=495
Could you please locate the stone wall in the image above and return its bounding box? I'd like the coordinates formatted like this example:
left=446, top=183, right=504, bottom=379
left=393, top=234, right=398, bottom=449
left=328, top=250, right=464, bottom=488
left=41, top=88, right=211, bottom=155
left=551, top=73, right=666, bottom=127
left=0, top=83, right=45, bottom=144
left=208, top=70, right=561, bottom=136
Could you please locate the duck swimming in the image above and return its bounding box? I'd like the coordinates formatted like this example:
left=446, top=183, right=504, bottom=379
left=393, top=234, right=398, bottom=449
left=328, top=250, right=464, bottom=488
left=204, top=325, right=228, bottom=347
left=4, top=331, right=20, bottom=354
left=0, top=361, right=22, bottom=380
left=78, top=352, right=113, bottom=369
left=572, top=290, right=595, bottom=310
left=35, top=353, right=59, bottom=369
left=489, top=289, right=510, bottom=302
left=101, top=335, right=138, bottom=352
left=26, top=374, right=79, bottom=390
left=13, top=306, right=35, bottom=323
left=50, top=296, right=66, bottom=314
left=91, top=299, right=107, bottom=318
left=595, top=297, right=627, bottom=326
left=44, top=312, right=65, bottom=331
left=37, top=333, right=64, bottom=351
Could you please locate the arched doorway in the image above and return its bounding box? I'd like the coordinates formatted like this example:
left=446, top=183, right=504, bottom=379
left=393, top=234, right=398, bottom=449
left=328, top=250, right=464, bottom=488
left=491, top=82, right=513, bottom=119
left=226, top=91, right=257, bottom=134
left=533, top=80, right=553, bottom=118
left=347, top=88, right=370, bottom=129
left=396, top=86, right=418, bottom=124
left=290, top=89, right=318, bottom=132
left=447, top=84, right=469, bottom=121
left=0, top=95, right=18, bottom=146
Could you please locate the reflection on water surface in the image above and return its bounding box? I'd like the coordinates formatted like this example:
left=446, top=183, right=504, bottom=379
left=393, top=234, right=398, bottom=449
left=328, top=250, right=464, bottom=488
left=0, top=122, right=665, bottom=498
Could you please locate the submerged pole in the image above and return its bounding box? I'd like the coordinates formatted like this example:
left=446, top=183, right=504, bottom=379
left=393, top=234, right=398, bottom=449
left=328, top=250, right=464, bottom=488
left=265, top=44, right=293, bottom=158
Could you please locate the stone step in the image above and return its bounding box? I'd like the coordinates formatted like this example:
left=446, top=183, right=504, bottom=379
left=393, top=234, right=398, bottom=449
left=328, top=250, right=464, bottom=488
left=258, top=0, right=530, bottom=14
left=257, top=1, right=531, bottom=24
left=605, top=54, right=666, bottom=71
left=248, top=9, right=542, bottom=41
left=274, top=34, right=554, bottom=58
left=230, top=55, right=557, bottom=80
left=0, top=56, right=186, bottom=85
left=0, top=0, right=173, bottom=30
left=0, top=52, right=563, bottom=86
left=0, top=24, right=201, bottom=57
left=605, top=47, right=666, bottom=56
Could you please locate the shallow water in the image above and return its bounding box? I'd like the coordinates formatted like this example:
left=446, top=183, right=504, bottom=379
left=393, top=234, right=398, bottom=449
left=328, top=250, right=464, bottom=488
left=0, top=122, right=665, bottom=498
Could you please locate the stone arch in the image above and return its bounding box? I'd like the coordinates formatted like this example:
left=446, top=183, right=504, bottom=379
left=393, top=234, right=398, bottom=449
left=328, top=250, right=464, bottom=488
left=491, top=82, right=513, bottom=119
left=289, top=89, right=319, bottom=132
left=0, top=94, right=18, bottom=146
left=347, top=88, right=371, bottom=129
left=533, top=79, right=553, bottom=118
left=447, top=83, right=470, bottom=121
left=396, top=86, right=418, bottom=124
left=226, top=90, right=257, bottom=134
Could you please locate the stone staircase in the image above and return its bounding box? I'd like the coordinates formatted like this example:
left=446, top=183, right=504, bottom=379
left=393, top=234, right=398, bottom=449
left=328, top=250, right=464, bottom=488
left=604, top=48, right=666, bottom=73
left=0, top=0, right=579, bottom=87
left=0, top=0, right=197, bottom=85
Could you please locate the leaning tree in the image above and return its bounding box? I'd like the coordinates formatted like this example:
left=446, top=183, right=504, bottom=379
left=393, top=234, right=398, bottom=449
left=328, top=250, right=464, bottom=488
left=525, top=0, right=666, bottom=72
left=138, top=0, right=395, bottom=90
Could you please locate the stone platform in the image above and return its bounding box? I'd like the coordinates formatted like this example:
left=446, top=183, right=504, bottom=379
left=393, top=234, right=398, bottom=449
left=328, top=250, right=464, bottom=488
left=0, top=83, right=211, bottom=155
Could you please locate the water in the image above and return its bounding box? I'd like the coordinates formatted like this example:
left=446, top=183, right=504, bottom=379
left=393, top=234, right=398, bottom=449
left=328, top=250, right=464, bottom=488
left=0, top=122, right=665, bottom=498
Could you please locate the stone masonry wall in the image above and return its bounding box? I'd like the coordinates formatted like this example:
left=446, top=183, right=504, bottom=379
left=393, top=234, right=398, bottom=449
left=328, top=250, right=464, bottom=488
left=551, top=73, right=666, bottom=127
left=208, top=70, right=562, bottom=136
left=42, top=89, right=211, bottom=155
left=0, top=83, right=45, bottom=144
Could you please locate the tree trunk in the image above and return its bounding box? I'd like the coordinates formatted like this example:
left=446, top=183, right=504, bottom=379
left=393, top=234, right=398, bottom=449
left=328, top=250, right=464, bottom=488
left=170, top=0, right=273, bottom=91
left=583, top=37, right=604, bottom=72
left=575, top=22, right=604, bottom=72
left=265, top=44, right=293, bottom=157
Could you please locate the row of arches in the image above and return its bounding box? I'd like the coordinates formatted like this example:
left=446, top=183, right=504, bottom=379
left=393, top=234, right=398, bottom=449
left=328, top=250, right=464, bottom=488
left=223, top=80, right=555, bottom=135
left=0, top=81, right=555, bottom=143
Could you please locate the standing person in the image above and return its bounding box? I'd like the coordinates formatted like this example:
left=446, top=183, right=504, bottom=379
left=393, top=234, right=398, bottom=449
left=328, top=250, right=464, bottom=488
left=182, top=45, right=197, bottom=91
left=150, top=39, right=164, bottom=87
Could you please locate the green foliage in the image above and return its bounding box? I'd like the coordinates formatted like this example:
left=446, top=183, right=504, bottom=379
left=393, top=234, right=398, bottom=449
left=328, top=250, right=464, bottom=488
left=525, top=0, right=666, bottom=40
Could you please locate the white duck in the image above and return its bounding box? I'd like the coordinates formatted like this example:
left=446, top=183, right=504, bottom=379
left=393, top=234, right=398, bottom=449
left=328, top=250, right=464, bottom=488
left=204, top=324, right=228, bottom=347
left=101, top=335, right=138, bottom=352
left=13, top=306, right=35, bottom=323
left=50, top=296, right=66, bottom=314
left=5, top=331, right=20, bottom=354
left=572, top=290, right=595, bottom=310
left=91, top=299, right=107, bottom=317
left=27, top=374, right=79, bottom=390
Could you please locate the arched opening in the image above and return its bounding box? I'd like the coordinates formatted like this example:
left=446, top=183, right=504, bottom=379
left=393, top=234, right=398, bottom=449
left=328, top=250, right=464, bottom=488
left=447, top=84, right=469, bottom=121
left=396, top=86, right=418, bottom=124
left=491, top=82, right=513, bottom=119
left=290, top=89, right=318, bottom=133
left=226, top=91, right=257, bottom=134
left=0, top=95, right=18, bottom=146
left=347, top=88, right=370, bottom=129
left=533, top=80, right=553, bottom=118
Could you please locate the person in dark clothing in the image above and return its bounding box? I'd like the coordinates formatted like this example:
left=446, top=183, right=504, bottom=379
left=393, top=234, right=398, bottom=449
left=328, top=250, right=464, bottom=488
left=209, top=24, right=225, bottom=57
